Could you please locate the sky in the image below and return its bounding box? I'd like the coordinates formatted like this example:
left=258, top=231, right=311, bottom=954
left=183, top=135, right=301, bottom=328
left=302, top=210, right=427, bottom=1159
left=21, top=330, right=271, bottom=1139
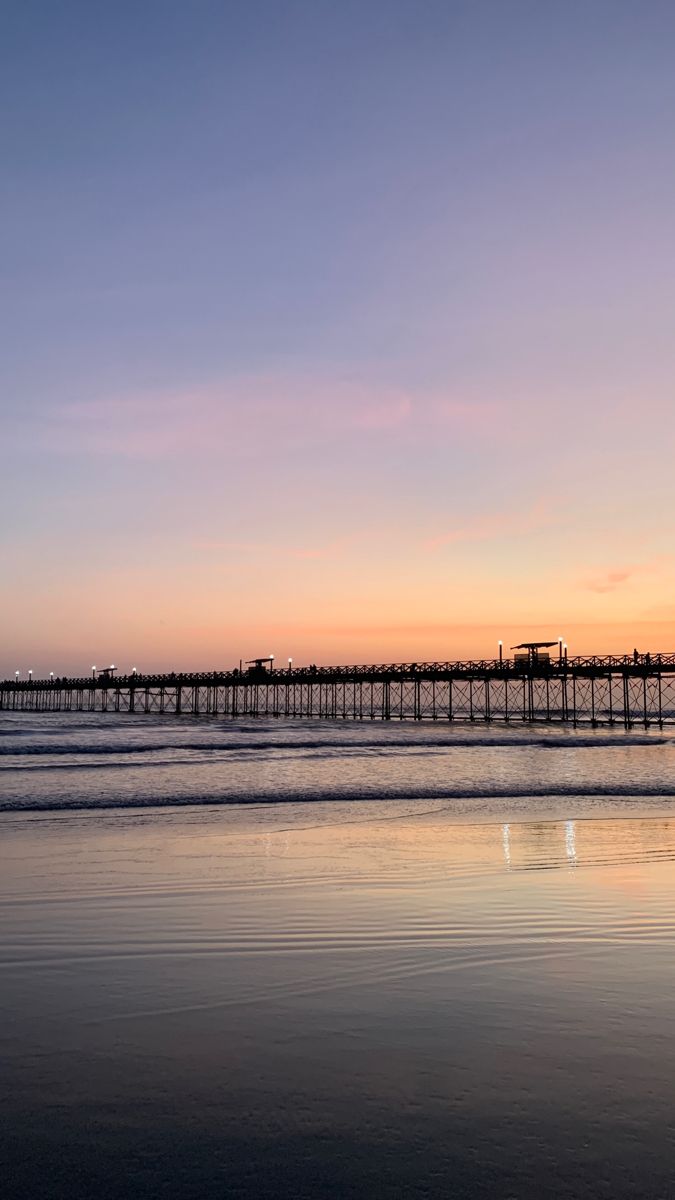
left=2, top=0, right=674, bottom=676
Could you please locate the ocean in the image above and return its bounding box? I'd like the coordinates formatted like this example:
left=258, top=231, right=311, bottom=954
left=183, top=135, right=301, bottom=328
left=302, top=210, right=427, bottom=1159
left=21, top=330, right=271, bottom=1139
left=3, top=712, right=675, bottom=1197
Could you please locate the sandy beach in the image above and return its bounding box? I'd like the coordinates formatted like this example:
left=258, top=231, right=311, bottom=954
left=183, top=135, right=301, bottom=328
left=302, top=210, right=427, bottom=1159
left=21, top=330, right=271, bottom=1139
left=3, top=715, right=675, bottom=1197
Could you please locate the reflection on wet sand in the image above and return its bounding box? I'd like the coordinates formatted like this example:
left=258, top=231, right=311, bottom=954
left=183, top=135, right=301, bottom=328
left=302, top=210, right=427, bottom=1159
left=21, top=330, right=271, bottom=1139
left=5, top=808, right=675, bottom=907
left=500, top=815, right=675, bottom=873
left=247, top=809, right=675, bottom=886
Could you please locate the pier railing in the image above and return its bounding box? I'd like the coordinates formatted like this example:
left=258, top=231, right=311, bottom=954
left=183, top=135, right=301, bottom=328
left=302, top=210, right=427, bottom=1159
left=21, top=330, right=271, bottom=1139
left=6, top=652, right=675, bottom=690
left=2, top=653, right=675, bottom=725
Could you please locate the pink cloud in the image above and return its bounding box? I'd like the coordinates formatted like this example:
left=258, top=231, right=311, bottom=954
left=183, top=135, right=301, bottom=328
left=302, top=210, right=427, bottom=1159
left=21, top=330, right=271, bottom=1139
left=581, top=558, right=666, bottom=594
left=29, top=373, right=500, bottom=460
left=425, top=500, right=553, bottom=550
left=584, top=569, right=633, bottom=594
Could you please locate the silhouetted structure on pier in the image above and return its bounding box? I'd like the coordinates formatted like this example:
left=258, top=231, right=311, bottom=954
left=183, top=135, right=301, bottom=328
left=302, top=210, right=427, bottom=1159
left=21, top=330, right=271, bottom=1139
left=3, top=652, right=675, bottom=725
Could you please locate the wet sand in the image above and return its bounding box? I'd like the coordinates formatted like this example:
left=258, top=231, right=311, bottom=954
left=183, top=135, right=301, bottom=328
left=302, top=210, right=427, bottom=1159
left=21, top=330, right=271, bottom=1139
left=4, top=801, right=675, bottom=1198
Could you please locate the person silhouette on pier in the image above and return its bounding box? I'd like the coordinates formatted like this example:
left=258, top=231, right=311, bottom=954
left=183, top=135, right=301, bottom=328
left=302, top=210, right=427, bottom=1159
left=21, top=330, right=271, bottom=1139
left=633, top=648, right=639, bottom=664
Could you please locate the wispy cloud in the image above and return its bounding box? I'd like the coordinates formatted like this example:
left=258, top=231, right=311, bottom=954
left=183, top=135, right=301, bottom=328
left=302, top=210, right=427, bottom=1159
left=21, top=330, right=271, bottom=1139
left=581, top=559, right=666, bottom=594
left=23, top=373, right=500, bottom=460
left=584, top=568, right=634, bottom=594
left=424, top=500, right=553, bottom=550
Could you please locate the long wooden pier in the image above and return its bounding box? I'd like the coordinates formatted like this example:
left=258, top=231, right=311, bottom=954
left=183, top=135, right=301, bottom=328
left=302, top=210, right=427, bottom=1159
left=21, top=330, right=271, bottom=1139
left=2, top=654, right=675, bottom=725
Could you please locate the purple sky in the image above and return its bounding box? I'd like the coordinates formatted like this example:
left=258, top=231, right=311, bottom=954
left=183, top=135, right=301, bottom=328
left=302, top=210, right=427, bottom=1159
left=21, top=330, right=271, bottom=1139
left=2, top=1, right=675, bottom=674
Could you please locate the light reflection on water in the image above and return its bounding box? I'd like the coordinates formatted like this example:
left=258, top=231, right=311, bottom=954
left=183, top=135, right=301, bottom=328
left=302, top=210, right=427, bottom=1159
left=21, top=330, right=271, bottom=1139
left=502, top=821, right=511, bottom=869
left=566, top=818, right=577, bottom=865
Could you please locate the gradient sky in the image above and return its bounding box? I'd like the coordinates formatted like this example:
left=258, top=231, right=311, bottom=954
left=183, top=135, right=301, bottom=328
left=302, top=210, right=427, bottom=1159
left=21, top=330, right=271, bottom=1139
left=2, top=0, right=674, bottom=676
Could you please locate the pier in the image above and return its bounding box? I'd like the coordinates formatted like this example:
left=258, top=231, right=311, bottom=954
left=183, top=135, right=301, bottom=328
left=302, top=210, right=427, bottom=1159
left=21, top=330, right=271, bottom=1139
left=2, top=652, right=675, bottom=725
